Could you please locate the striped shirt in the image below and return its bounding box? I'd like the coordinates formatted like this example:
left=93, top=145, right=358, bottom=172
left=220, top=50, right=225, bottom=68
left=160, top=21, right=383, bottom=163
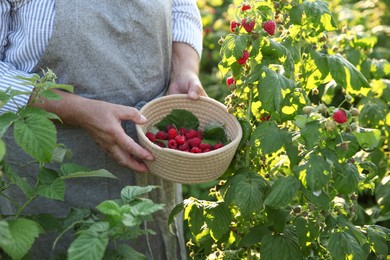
left=0, top=0, right=203, bottom=113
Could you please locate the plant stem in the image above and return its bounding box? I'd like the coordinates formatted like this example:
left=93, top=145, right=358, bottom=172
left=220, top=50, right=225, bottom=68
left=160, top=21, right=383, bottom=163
left=245, top=87, right=253, bottom=167
left=15, top=193, right=37, bottom=218
left=247, top=247, right=252, bottom=260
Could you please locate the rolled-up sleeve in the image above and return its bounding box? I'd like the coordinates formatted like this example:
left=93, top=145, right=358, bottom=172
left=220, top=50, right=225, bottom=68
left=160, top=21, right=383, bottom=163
left=172, top=0, right=203, bottom=58
left=0, top=2, right=34, bottom=113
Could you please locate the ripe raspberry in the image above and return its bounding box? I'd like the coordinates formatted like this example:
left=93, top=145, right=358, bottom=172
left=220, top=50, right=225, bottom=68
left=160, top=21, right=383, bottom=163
left=237, top=50, right=250, bottom=65
left=197, top=130, right=203, bottom=139
left=175, top=135, right=186, bottom=145
left=185, top=129, right=198, bottom=139
left=165, top=124, right=175, bottom=131
left=178, top=142, right=190, bottom=151
left=167, top=128, right=178, bottom=139
left=262, top=20, right=276, bottom=35
left=214, top=143, right=224, bottom=150
left=230, top=20, right=241, bottom=33
left=155, top=131, right=168, bottom=140
left=333, top=109, right=348, bottom=124
left=187, top=137, right=202, bottom=148
left=168, top=139, right=178, bottom=149
left=190, top=147, right=202, bottom=153
left=179, top=127, right=187, bottom=136
left=242, top=18, right=255, bottom=33
left=226, top=76, right=236, bottom=87
left=199, top=143, right=212, bottom=151
left=202, top=148, right=211, bottom=153
left=145, top=132, right=156, bottom=142
left=241, top=3, right=251, bottom=12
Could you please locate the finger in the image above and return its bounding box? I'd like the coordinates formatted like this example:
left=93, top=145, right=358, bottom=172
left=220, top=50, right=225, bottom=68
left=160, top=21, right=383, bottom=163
left=109, top=144, right=150, bottom=173
left=115, top=130, right=154, bottom=161
left=188, top=81, right=207, bottom=99
left=114, top=105, right=147, bottom=124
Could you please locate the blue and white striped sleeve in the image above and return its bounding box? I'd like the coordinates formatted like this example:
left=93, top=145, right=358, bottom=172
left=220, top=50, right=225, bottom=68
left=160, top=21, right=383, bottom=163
left=0, top=2, right=34, bottom=113
left=172, top=0, right=203, bottom=58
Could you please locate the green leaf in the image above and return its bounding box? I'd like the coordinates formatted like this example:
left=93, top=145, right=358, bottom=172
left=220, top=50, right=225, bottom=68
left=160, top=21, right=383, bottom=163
left=0, top=220, right=12, bottom=247
left=122, top=213, right=143, bottom=227
left=250, top=121, right=284, bottom=154
left=155, top=109, right=199, bottom=130
left=202, top=121, right=228, bottom=144
left=13, top=114, right=56, bottom=162
left=359, top=98, right=389, bottom=127
left=224, top=171, right=267, bottom=217
left=238, top=224, right=270, bottom=247
left=299, top=120, right=321, bottom=149
left=334, top=162, right=360, bottom=194
left=353, top=127, right=382, bottom=151
left=120, top=186, right=159, bottom=203
left=61, top=169, right=117, bottom=180
left=258, top=67, right=294, bottom=112
left=295, top=154, right=331, bottom=191
left=335, top=132, right=361, bottom=159
left=264, top=176, right=300, bottom=208
left=0, top=112, right=18, bottom=138
left=96, top=200, right=121, bottom=216
left=293, top=217, right=320, bottom=247
left=328, top=232, right=366, bottom=260
left=367, top=225, right=389, bottom=257
left=186, top=202, right=205, bottom=236
left=19, top=106, right=61, bottom=121
left=3, top=163, right=33, bottom=197
left=328, top=54, right=370, bottom=91
left=113, top=244, right=146, bottom=260
left=0, top=139, right=6, bottom=161
left=302, top=188, right=330, bottom=210
left=303, top=1, right=337, bottom=31
left=68, top=222, right=110, bottom=260
left=37, top=178, right=65, bottom=201
left=130, top=199, right=165, bottom=216
left=1, top=218, right=42, bottom=260
left=261, top=232, right=302, bottom=260
left=289, top=5, right=304, bottom=25
left=310, top=50, right=329, bottom=79
left=266, top=207, right=290, bottom=233
left=204, top=202, right=232, bottom=241
left=168, top=201, right=185, bottom=234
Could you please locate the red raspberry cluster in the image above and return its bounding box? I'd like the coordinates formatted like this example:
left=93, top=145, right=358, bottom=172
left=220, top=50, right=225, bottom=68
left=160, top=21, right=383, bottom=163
left=145, top=126, right=224, bottom=153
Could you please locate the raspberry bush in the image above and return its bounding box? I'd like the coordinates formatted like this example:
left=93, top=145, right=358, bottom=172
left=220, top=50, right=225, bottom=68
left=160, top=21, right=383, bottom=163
left=173, top=0, right=390, bottom=259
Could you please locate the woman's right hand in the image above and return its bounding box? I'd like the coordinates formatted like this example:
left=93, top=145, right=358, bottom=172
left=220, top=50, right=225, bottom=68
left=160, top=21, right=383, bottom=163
left=32, top=89, right=154, bottom=173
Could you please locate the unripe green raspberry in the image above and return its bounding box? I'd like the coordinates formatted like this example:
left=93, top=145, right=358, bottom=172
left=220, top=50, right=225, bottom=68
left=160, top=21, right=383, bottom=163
left=302, top=105, right=314, bottom=115
left=325, top=119, right=337, bottom=131
left=350, top=107, right=360, bottom=117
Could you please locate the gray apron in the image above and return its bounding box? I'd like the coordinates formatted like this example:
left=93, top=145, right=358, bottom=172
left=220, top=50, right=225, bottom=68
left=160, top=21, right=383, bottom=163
left=2, top=1, right=185, bottom=259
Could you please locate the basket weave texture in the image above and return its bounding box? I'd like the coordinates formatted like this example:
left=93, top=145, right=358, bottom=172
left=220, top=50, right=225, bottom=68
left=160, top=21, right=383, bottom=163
left=136, top=94, right=242, bottom=184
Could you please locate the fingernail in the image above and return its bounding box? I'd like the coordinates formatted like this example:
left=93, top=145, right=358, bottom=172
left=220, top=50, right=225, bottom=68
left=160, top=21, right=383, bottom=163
left=139, top=115, right=147, bottom=123
left=146, top=156, right=154, bottom=161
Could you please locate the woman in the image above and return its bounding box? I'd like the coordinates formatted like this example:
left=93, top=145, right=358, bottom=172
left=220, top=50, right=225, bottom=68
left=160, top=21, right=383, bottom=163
left=0, top=0, right=205, bottom=259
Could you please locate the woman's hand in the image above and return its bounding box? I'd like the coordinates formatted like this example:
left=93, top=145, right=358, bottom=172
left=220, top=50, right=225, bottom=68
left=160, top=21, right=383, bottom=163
left=168, top=42, right=207, bottom=99
left=32, top=90, right=154, bottom=173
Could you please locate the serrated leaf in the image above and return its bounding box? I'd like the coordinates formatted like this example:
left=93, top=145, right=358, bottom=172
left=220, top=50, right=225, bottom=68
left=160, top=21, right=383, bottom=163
left=225, top=171, right=267, bottom=217
left=122, top=213, right=143, bottom=227
left=264, top=176, right=300, bottom=208
left=303, top=1, right=337, bottom=31
left=0, top=112, right=18, bottom=138
left=186, top=203, right=204, bottom=236
left=19, top=106, right=61, bottom=121
left=295, top=154, right=331, bottom=191
left=37, top=178, right=65, bottom=201
left=203, top=122, right=228, bottom=144
left=238, top=224, right=270, bottom=247
left=289, top=5, right=304, bottom=25
left=114, top=244, right=146, bottom=260
left=3, top=163, right=33, bottom=197
left=96, top=200, right=121, bottom=216
left=353, top=127, right=382, bottom=151
left=204, top=202, right=232, bottom=241
left=261, top=232, right=302, bottom=260
left=1, top=218, right=42, bottom=260
left=334, top=162, right=360, bottom=194
left=0, top=220, right=12, bottom=247
left=328, top=232, right=366, bottom=260
left=258, top=67, right=294, bottom=112
left=13, top=114, right=56, bottom=162
left=310, top=50, right=329, bottom=79
left=67, top=222, right=109, bottom=260
left=367, top=225, right=389, bottom=256
left=155, top=109, right=199, bottom=130
left=130, top=199, right=164, bottom=216
left=299, top=120, right=321, bottom=149
left=250, top=122, right=284, bottom=154
left=120, top=186, right=158, bottom=203
left=328, top=54, right=370, bottom=91
left=359, top=99, right=389, bottom=127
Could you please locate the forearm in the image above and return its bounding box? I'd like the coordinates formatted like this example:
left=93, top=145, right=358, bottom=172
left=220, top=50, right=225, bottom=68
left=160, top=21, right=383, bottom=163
left=172, top=42, right=200, bottom=76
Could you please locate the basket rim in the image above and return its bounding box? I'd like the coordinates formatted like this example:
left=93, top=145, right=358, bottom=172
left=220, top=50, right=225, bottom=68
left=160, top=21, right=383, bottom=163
left=135, top=94, right=243, bottom=158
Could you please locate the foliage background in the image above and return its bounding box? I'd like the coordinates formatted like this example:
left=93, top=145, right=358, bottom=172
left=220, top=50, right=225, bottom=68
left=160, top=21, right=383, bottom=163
left=181, top=0, right=390, bottom=256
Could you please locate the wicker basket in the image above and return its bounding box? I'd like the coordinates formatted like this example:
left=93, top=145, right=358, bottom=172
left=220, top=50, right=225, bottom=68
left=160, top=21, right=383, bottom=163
left=135, top=94, right=242, bottom=184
